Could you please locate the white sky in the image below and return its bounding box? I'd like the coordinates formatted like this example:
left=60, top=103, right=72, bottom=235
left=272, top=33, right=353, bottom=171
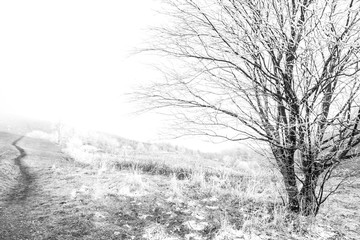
left=0, top=0, right=237, bottom=152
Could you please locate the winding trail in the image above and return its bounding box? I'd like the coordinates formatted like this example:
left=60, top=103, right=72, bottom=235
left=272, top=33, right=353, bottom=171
left=6, top=136, right=32, bottom=203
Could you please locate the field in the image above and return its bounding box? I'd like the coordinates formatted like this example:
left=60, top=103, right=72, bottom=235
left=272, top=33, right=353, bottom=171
left=0, top=117, right=359, bottom=239
left=27, top=128, right=360, bottom=239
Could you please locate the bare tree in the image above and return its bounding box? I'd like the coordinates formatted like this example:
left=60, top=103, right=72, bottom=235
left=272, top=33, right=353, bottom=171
left=136, top=0, right=360, bottom=215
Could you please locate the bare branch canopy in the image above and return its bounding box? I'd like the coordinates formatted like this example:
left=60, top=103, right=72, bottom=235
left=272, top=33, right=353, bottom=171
left=135, top=0, right=360, bottom=215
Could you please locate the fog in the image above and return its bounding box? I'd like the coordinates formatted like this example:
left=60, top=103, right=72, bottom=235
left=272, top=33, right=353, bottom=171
left=0, top=0, right=238, bottom=152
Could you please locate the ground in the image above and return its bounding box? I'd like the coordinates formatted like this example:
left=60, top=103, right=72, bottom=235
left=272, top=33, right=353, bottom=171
left=0, top=131, right=359, bottom=240
left=0, top=132, right=174, bottom=239
left=0, top=132, right=237, bottom=240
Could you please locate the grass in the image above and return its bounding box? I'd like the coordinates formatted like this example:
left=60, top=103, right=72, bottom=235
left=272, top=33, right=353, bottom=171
left=23, top=129, right=360, bottom=239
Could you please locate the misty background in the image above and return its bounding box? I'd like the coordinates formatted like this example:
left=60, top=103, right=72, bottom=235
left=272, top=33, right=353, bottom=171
left=0, top=0, right=238, bottom=152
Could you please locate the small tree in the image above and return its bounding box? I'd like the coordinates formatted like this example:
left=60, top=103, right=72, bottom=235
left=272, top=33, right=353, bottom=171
left=136, top=0, right=360, bottom=215
left=52, top=121, right=65, bottom=145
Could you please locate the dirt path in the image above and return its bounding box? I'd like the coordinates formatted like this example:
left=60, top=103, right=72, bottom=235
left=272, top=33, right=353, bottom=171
left=5, top=137, right=31, bottom=203
left=0, top=135, right=97, bottom=239
left=0, top=136, right=38, bottom=239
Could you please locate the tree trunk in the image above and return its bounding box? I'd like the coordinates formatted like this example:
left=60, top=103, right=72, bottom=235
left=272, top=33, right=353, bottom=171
left=299, top=174, right=319, bottom=215
left=274, top=148, right=300, bottom=213
left=280, top=166, right=300, bottom=213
